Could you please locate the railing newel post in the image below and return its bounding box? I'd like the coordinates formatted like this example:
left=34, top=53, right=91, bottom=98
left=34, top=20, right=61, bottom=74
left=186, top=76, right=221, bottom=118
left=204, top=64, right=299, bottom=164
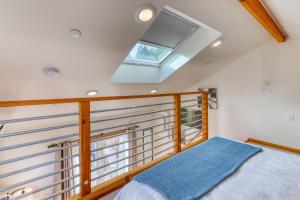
left=201, top=93, right=209, bottom=140
left=173, top=95, right=182, bottom=153
left=79, top=101, right=91, bottom=196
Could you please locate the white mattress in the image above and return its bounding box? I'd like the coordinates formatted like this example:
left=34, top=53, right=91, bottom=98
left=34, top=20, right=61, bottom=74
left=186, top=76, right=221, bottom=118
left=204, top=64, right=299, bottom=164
left=115, top=146, right=300, bottom=200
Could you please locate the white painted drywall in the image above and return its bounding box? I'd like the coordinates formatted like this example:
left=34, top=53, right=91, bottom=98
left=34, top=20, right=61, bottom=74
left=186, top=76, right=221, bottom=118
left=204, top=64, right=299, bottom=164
left=189, top=38, right=300, bottom=149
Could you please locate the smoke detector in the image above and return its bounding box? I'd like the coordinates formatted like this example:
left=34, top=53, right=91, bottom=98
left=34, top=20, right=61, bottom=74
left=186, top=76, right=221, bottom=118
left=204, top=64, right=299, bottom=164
left=43, top=67, right=60, bottom=78
left=69, top=29, right=82, bottom=38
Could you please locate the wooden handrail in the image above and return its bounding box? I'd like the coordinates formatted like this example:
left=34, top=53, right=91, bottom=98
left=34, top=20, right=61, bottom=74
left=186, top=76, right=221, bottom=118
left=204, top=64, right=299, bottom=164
left=0, top=91, right=209, bottom=199
left=0, top=91, right=207, bottom=107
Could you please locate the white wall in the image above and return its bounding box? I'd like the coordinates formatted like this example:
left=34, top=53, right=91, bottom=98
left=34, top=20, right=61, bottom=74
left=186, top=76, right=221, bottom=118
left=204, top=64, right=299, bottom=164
left=189, top=38, right=300, bottom=149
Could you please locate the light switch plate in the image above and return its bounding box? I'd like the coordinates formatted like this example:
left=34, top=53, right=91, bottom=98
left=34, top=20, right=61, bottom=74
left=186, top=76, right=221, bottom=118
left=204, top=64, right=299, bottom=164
left=288, top=113, right=295, bottom=121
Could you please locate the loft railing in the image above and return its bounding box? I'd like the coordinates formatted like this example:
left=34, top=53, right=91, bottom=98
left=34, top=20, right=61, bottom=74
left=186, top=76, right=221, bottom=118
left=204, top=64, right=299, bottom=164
left=0, top=91, right=208, bottom=200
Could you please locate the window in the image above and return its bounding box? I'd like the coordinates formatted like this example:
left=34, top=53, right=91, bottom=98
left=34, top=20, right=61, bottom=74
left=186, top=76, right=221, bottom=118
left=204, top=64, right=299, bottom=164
left=124, top=41, right=172, bottom=67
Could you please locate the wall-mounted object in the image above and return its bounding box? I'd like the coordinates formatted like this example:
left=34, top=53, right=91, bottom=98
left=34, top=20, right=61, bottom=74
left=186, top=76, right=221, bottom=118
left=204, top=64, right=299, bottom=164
left=43, top=67, right=60, bottom=78
left=198, top=88, right=218, bottom=109
left=261, top=80, right=271, bottom=96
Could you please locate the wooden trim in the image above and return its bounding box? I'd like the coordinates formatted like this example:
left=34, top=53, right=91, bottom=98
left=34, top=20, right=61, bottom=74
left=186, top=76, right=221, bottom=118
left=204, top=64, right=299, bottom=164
left=0, top=91, right=207, bottom=107
left=182, top=137, right=207, bottom=151
left=239, top=0, right=286, bottom=43
left=79, top=101, right=91, bottom=196
left=201, top=93, right=208, bottom=140
left=173, top=95, right=182, bottom=153
left=185, top=130, right=204, bottom=146
left=246, top=138, right=300, bottom=154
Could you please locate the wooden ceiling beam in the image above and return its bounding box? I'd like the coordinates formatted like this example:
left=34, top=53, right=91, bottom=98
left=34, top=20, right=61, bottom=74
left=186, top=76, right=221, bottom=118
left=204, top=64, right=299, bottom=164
left=239, top=0, right=286, bottom=43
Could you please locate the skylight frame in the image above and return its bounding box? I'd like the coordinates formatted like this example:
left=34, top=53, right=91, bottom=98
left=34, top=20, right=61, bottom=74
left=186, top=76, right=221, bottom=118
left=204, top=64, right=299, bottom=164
left=123, top=41, right=173, bottom=67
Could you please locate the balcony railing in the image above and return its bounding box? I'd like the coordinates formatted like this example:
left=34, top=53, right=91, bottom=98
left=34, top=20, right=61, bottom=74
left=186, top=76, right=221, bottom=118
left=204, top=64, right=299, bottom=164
left=0, top=91, right=208, bottom=200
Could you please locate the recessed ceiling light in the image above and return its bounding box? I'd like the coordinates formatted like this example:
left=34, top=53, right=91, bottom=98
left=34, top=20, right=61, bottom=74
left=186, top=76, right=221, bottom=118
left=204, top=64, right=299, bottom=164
left=150, top=89, right=158, bottom=94
left=136, top=5, right=155, bottom=23
left=211, top=39, right=222, bottom=48
left=43, top=67, right=60, bottom=78
left=87, top=90, right=99, bottom=96
left=69, top=29, right=82, bottom=38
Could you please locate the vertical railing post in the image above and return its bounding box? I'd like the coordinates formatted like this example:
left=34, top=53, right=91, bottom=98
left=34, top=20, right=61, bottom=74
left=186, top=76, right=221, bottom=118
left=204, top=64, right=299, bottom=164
left=79, top=101, right=91, bottom=196
left=201, top=92, right=209, bottom=140
left=173, top=95, right=182, bottom=153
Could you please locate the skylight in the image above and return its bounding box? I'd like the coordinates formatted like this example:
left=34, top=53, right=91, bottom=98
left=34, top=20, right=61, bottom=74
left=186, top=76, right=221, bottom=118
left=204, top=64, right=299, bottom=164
left=111, top=6, right=222, bottom=83
left=124, top=41, right=172, bottom=66
left=123, top=9, right=199, bottom=68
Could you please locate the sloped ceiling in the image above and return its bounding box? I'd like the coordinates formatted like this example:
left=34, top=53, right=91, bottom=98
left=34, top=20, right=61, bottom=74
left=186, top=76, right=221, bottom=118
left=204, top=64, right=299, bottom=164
left=0, top=0, right=272, bottom=100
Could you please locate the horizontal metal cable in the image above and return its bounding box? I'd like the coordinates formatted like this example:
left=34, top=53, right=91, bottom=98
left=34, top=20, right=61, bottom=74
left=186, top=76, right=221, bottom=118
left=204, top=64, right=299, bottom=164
left=92, top=134, right=173, bottom=166
left=1, top=164, right=80, bottom=193
left=91, top=119, right=174, bottom=143
left=0, top=166, right=80, bottom=193
left=181, top=110, right=202, bottom=116
left=91, top=101, right=174, bottom=114
left=181, top=109, right=201, bottom=116
left=15, top=144, right=173, bottom=198
left=181, top=124, right=201, bottom=133
left=0, top=153, right=79, bottom=180
left=13, top=173, right=80, bottom=199
left=91, top=128, right=174, bottom=163
left=0, top=107, right=173, bottom=139
left=91, top=121, right=174, bottom=150
left=91, top=108, right=174, bottom=124
left=0, top=98, right=197, bottom=125
left=40, top=184, right=80, bottom=200
left=92, top=139, right=173, bottom=172
left=91, top=128, right=173, bottom=155
left=181, top=113, right=202, bottom=121
left=0, top=112, right=78, bottom=125
left=91, top=115, right=174, bottom=134
left=132, top=146, right=174, bottom=166
left=185, top=129, right=203, bottom=138
left=182, top=119, right=202, bottom=127
left=182, top=104, right=200, bottom=109
left=0, top=133, right=78, bottom=151
left=92, top=145, right=174, bottom=182
left=0, top=143, right=79, bottom=166
left=0, top=123, right=78, bottom=138
left=181, top=98, right=198, bottom=103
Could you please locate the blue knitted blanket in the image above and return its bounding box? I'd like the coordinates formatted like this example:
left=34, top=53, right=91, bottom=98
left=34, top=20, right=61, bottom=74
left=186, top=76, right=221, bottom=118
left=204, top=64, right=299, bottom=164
left=134, top=137, right=262, bottom=200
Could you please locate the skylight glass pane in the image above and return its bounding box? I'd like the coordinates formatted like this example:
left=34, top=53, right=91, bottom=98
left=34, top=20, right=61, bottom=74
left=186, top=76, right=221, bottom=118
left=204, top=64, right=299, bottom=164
left=124, top=42, right=172, bottom=66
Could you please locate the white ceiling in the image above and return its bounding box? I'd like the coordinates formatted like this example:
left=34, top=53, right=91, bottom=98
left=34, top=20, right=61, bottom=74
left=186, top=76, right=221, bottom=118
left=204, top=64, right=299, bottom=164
left=0, top=0, right=276, bottom=100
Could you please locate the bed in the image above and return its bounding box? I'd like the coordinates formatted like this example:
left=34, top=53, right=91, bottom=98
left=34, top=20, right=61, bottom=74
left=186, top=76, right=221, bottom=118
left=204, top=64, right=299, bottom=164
left=115, top=137, right=300, bottom=200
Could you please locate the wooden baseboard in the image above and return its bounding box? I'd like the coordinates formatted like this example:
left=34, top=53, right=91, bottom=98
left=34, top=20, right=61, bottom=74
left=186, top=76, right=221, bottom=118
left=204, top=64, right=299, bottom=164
left=246, top=138, right=300, bottom=155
